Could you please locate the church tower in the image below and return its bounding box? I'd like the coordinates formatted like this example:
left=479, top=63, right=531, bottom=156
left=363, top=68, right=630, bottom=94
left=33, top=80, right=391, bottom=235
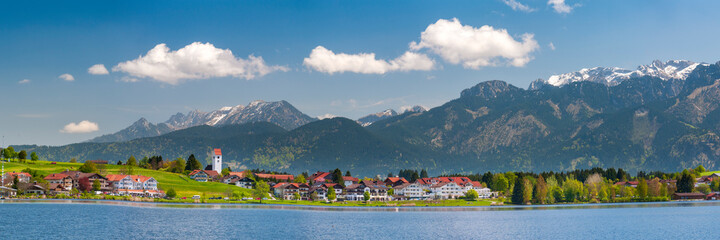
left=212, top=148, right=222, bottom=174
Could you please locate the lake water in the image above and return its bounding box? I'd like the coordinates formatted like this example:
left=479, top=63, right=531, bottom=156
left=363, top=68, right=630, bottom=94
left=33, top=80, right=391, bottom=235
left=1, top=200, right=719, bottom=239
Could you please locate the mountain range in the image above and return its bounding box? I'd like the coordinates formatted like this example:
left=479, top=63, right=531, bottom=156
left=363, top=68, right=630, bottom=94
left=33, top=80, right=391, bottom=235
left=16, top=59, right=720, bottom=176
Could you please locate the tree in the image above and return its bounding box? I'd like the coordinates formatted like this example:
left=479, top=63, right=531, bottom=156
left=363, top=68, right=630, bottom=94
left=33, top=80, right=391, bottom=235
left=30, top=152, right=39, bottom=161
left=491, top=174, right=509, bottom=194
left=78, top=178, right=91, bottom=192
left=695, top=165, right=706, bottom=174
left=465, top=189, right=478, bottom=201
left=696, top=184, right=711, bottom=194
left=328, top=186, right=337, bottom=201
left=387, top=172, right=393, bottom=178
left=17, top=150, right=27, bottom=160
left=293, top=192, right=301, bottom=202
left=411, top=171, right=420, bottom=182
left=253, top=180, right=269, bottom=203
left=677, top=171, right=695, bottom=193
left=92, top=179, right=101, bottom=192
left=332, top=168, right=344, bottom=186
left=363, top=191, right=371, bottom=202
left=711, top=179, right=720, bottom=192
left=69, top=158, right=77, bottom=163
left=533, top=176, right=548, bottom=204
left=12, top=176, right=19, bottom=189
left=3, top=146, right=16, bottom=159
left=166, top=188, right=177, bottom=199
left=637, top=178, right=648, bottom=199
left=185, top=154, right=201, bottom=171
left=78, top=161, right=98, bottom=173
left=511, top=177, right=526, bottom=204
left=420, top=169, right=429, bottom=178
left=127, top=156, right=137, bottom=166
left=116, top=160, right=123, bottom=165
left=294, top=174, right=306, bottom=183
left=169, top=158, right=186, bottom=173
left=221, top=167, right=230, bottom=177
left=563, top=178, right=584, bottom=202
left=345, top=171, right=351, bottom=177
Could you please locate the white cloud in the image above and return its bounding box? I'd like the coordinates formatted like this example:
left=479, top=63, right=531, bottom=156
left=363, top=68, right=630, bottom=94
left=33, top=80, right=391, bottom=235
left=18, top=79, right=30, bottom=84
left=60, top=120, right=99, bottom=133
left=549, top=42, right=556, bottom=50
left=548, top=0, right=573, bottom=14
left=88, top=64, right=109, bottom=75
left=410, top=18, right=539, bottom=68
left=113, top=42, right=287, bottom=85
left=59, top=73, right=75, bottom=81
left=317, top=113, right=338, bottom=120
left=303, top=46, right=435, bottom=74
left=120, top=76, right=139, bottom=83
left=502, top=0, right=535, bottom=12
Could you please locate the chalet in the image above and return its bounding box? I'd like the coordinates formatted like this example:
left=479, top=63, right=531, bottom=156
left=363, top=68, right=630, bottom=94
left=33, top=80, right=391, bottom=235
left=0, top=186, right=17, bottom=197
left=342, top=176, right=359, bottom=186
left=47, top=183, right=69, bottom=195
left=672, top=192, right=706, bottom=200
left=696, top=176, right=715, bottom=187
left=384, top=177, right=409, bottom=187
left=310, top=183, right=344, bottom=201
left=60, top=171, right=111, bottom=191
left=231, top=177, right=255, bottom=189
left=44, top=173, right=73, bottom=192
left=106, top=174, right=162, bottom=197
left=614, top=181, right=639, bottom=188
left=274, top=182, right=310, bottom=200
left=221, top=172, right=248, bottom=184
left=3, top=172, right=31, bottom=184
left=25, top=184, right=45, bottom=195
left=189, top=170, right=220, bottom=182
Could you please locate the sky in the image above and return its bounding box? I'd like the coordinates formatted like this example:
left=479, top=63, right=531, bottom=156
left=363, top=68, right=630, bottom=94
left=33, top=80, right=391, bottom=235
left=2, top=0, right=720, bottom=146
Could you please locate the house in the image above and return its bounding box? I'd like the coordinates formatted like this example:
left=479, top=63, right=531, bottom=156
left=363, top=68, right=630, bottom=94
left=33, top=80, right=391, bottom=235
left=0, top=186, right=17, bottom=197
left=614, top=181, right=639, bottom=188
left=255, top=173, right=295, bottom=182
left=47, top=183, right=69, bottom=195
left=60, top=171, right=111, bottom=191
left=106, top=174, right=162, bottom=197
left=429, top=182, right=466, bottom=199
left=342, top=176, right=359, bottom=186
left=696, top=176, right=715, bottom=187
left=3, top=172, right=32, bottom=184
left=189, top=170, right=220, bottom=182
left=393, top=182, right=426, bottom=200
left=44, top=173, right=73, bottom=191
left=384, top=177, right=409, bottom=187
left=310, top=183, right=344, bottom=201
left=672, top=192, right=706, bottom=200
left=273, top=182, right=310, bottom=200
left=344, top=180, right=388, bottom=201
left=221, top=172, right=248, bottom=184
left=309, top=171, right=331, bottom=183
left=231, top=177, right=255, bottom=189
left=707, top=192, right=719, bottom=200
left=25, top=184, right=45, bottom=195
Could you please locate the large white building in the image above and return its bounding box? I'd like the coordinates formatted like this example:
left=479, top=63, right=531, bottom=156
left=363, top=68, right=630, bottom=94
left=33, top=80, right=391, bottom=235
left=212, top=148, right=222, bottom=174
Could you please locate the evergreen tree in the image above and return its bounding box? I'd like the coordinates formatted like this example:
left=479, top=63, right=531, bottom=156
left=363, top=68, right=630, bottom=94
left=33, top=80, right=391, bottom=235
left=411, top=171, right=420, bottom=182
left=345, top=171, right=351, bottom=177
left=185, top=154, right=202, bottom=171
left=420, top=169, right=429, bottom=178
left=332, top=168, right=344, bottom=186
left=511, top=177, right=525, bottom=204
left=127, top=156, right=137, bottom=166
left=18, top=150, right=27, bottom=160
left=116, top=160, right=123, bottom=165
left=677, top=171, right=695, bottom=193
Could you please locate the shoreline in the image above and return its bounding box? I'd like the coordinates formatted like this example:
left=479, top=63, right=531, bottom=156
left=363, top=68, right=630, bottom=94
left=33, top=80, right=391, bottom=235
left=2, top=198, right=717, bottom=212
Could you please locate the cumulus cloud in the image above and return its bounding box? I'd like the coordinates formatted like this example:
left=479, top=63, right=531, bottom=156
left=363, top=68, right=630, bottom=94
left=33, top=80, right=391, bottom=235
left=303, top=46, right=435, bottom=74
left=59, top=73, right=75, bottom=81
left=88, top=64, right=109, bottom=75
left=18, top=79, right=31, bottom=84
left=548, top=0, right=573, bottom=14
left=113, top=42, right=287, bottom=85
left=60, top=120, right=99, bottom=133
left=502, top=0, right=535, bottom=12
left=410, top=18, right=539, bottom=68
left=549, top=42, right=556, bottom=50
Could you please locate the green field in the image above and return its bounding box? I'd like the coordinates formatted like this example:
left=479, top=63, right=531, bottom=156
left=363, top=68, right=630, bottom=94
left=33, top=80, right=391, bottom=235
left=701, top=171, right=720, bottom=176
left=1, top=160, right=251, bottom=197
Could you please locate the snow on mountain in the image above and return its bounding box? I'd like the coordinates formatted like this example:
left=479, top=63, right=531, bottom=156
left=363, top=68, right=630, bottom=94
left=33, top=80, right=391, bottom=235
left=357, top=105, right=427, bottom=127
left=531, top=60, right=707, bottom=89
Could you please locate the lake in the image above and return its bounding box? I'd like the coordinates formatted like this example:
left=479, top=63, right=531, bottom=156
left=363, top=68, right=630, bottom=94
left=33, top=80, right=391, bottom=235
left=1, top=200, right=718, bottom=239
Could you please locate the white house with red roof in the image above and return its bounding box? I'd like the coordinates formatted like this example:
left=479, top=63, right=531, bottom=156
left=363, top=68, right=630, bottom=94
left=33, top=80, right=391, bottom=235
left=106, top=174, right=162, bottom=197
left=44, top=173, right=73, bottom=191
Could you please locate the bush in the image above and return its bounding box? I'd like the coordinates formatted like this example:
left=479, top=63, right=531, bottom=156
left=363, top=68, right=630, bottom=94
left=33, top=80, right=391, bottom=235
left=166, top=188, right=177, bottom=199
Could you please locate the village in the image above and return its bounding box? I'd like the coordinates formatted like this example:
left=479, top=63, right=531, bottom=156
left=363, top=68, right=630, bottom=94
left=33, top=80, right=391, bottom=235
left=2, top=148, right=720, bottom=204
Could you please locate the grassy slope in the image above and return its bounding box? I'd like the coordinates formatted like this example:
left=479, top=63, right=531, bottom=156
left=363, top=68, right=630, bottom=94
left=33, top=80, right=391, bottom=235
left=2, top=160, right=250, bottom=197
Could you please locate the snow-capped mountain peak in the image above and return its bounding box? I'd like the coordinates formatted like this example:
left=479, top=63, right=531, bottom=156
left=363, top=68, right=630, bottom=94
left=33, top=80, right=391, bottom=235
left=531, top=60, right=707, bottom=90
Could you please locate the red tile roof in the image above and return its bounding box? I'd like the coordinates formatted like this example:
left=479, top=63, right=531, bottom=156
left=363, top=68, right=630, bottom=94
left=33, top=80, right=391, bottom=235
left=342, top=176, right=359, bottom=182
left=213, top=148, right=222, bottom=155
left=105, top=174, right=128, bottom=182
left=6, top=172, right=31, bottom=178
left=310, top=172, right=331, bottom=182
left=189, top=170, right=219, bottom=177
left=44, top=173, right=69, bottom=180
left=385, top=177, right=409, bottom=184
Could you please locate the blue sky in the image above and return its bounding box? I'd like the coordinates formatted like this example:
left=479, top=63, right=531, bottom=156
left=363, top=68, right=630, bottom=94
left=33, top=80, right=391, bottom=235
left=2, top=0, right=720, bottom=146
